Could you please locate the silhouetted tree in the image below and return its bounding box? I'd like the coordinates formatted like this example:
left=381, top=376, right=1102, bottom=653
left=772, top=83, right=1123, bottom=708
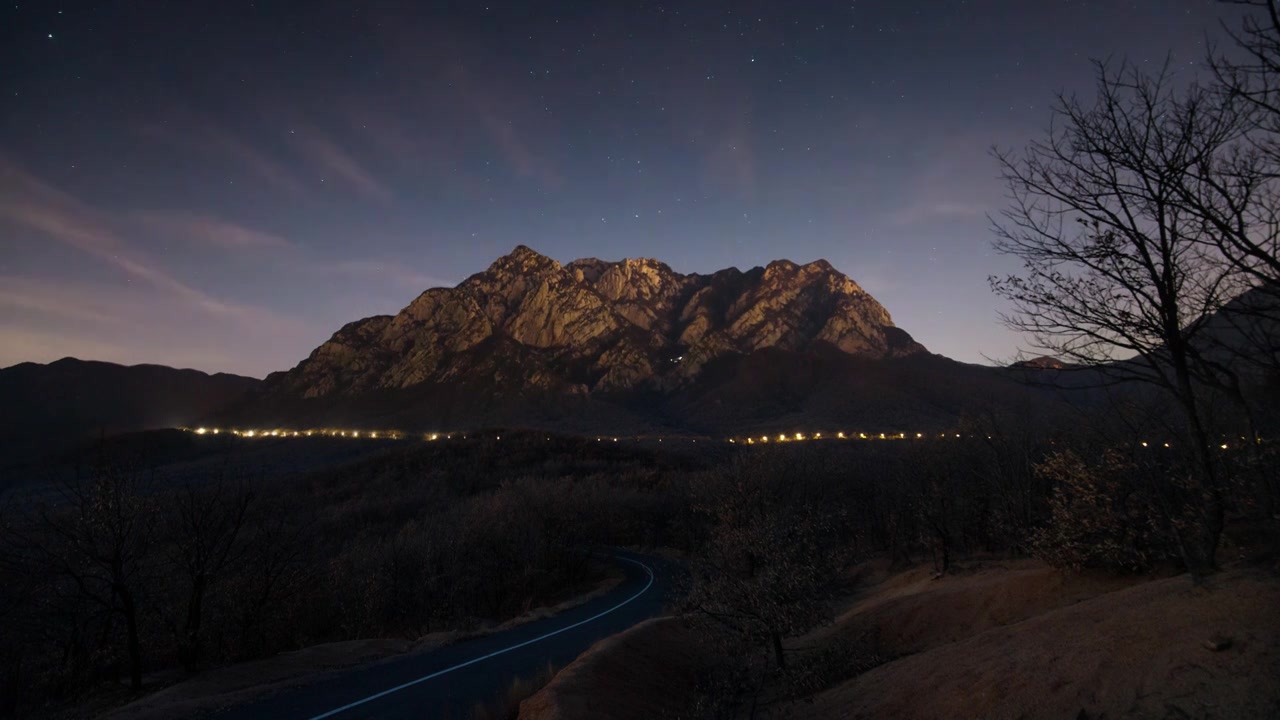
left=1200, top=1, right=1280, bottom=389
left=685, top=453, right=848, bottom=671
left=5, top=459, right=159, bottom=692
left=164, top=475, right=252, bottom=670
left=990, top=62, right=1253, bottom=576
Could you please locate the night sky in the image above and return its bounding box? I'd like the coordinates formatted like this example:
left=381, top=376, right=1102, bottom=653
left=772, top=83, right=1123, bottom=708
left=1, top=1, right=1234, bottom=377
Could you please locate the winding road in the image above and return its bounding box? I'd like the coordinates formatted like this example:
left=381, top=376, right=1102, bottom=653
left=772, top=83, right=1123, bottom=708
left=214, top=551, right=671, bottom=720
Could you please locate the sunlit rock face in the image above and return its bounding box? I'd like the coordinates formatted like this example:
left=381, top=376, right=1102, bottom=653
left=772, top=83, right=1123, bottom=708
left=266, top=245, right=926, bottom=398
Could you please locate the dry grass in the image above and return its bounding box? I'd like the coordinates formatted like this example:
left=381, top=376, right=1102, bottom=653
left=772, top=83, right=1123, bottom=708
left=791, top=564, right=1280, bottom=719
left=516, top=559, right=1280, bottom=720
left=519, top=617, right=712, bottom=720
left=808, top=557, right=1149, bottom=659
left=473, top=662, right=561, bottom=720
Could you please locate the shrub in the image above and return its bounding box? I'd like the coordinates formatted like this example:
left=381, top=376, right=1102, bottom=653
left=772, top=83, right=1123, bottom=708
left=1029, top=450, right=1170, bottom=572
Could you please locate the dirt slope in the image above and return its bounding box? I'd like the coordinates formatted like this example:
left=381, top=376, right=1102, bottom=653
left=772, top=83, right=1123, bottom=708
left=519, top=560, right=1280, bottom=719
left=519, top=617, right=709, bottom=720
left=796, top=566, right=1280, bottom=720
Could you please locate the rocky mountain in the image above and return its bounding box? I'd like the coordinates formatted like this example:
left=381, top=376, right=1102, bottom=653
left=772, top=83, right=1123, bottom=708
left=0, top=358, right=259, bottom=465
left=263, top=245, right=925, bottom=404
left=1010, top=356, right=1071, bottom=371
left=219, top=246, right=1044, bottom=434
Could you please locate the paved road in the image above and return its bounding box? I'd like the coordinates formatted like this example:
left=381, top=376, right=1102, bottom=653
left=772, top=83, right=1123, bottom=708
left=214, top=550, right=672, bottom=720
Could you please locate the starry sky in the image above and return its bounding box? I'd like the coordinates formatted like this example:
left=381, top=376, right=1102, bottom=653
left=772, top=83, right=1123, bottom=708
left=1, top=1, right=1240, bottom=377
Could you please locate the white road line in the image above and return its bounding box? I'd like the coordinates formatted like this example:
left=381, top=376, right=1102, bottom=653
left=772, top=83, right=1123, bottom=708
left=306, top=556, right=656, bottom=720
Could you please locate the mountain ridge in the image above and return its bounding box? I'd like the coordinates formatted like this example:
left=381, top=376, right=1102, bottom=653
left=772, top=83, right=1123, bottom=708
left=0, top=358, right=260, bottom=465
left=261, top=245, right=927, bottom=405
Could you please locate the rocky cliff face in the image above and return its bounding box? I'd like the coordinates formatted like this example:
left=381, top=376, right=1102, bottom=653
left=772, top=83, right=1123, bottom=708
left=265, top=246, right=926, bottom=400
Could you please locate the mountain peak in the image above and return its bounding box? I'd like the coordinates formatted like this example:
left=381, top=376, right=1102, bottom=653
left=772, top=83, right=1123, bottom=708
left=266, top=247, right=926, bottom=402
left=508, top=244, right=545, bottom=260
left=486, top=245, right=561, bottom=276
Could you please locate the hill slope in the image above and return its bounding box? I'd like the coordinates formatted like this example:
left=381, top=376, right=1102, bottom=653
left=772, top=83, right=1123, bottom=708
left=0, top=357, right=259, bottom=463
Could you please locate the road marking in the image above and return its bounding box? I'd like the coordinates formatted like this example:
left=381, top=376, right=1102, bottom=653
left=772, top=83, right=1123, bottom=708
left=306, top=556, right=656, bottom=720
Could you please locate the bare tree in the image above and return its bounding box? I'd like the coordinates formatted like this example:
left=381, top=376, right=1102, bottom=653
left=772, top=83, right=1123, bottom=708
left=684, top=453, right=847, bottom=672
left=164, top=474, right=252, bottom=670
left=3, top=459, right=159, bottom=692
left=1214, top=1, right=1280, bottom=168
left=990, top=61, right=1252, bottom=576
left=226, top=500, right=306, bottom=660
left=1196, top=1, right=1280, bottom=378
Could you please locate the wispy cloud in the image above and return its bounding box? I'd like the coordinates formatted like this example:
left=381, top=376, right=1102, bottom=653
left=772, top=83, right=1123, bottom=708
left=344, top=103, right=442, bottom=168
left=135, top=208, right=446, bottom=293
left=0, top=157, right=298, bottom=327
left=288, top=126, right=394, bottom=203
left=143, top=117, right=316, bottom=201
left=134, top=211, right=294, bottom=251
left=365, top=21, right=563, bottom=189
left=0, top=277, right=121, bottom=325
left=0, top=276, right=265, bottom=375
left=446, top=64, right=563, bottom=189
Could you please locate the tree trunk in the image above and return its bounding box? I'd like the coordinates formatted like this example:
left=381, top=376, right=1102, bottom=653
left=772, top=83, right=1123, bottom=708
left=181, top=574, right=206, bottom=670
left=120, top=589, right=143, bottom=692
left=1172, top=357, right=1224, bottom=580
left=771, top=631, right=786, bottom=670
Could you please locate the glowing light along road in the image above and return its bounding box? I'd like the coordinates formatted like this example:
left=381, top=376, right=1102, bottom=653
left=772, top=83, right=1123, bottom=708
left=305, top=556, right=655, bottom=720
left=179, top=426, right=1256, bottom=450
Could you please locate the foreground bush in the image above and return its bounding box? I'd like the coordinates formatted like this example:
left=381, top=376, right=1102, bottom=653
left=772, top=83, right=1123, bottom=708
left=1030, top=450, right=1171, bottom=572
